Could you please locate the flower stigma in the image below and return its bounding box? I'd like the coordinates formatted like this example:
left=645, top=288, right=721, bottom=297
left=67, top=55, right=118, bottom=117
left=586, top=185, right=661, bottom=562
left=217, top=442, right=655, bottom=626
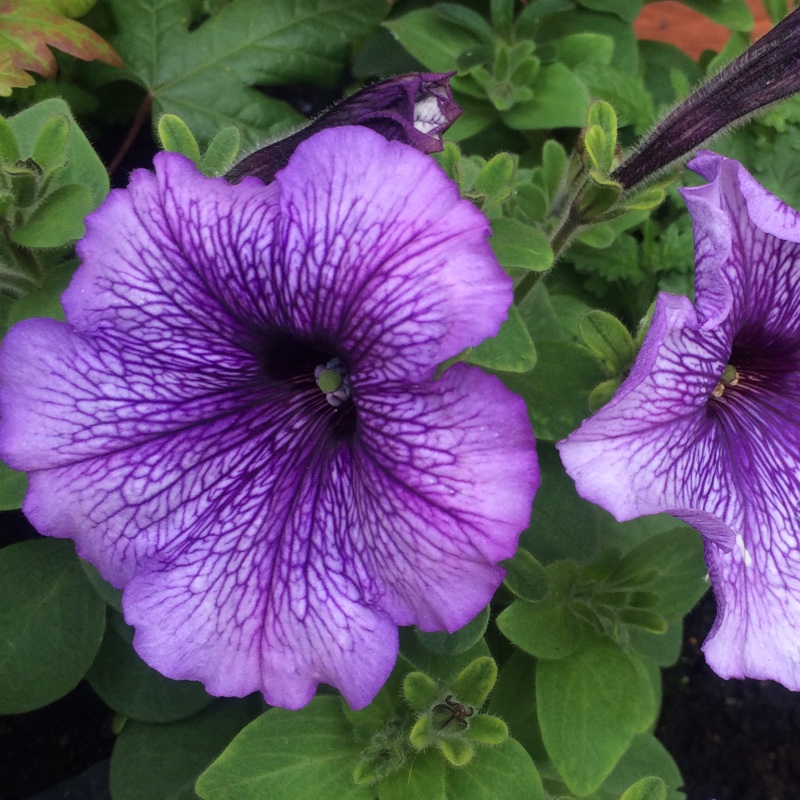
left=711, top=363, right=740, bottom=398
left=315, top=358, right=351, bottom=407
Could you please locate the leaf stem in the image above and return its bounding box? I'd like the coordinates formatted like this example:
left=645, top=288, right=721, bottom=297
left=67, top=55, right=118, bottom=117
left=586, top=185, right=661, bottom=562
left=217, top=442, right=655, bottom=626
left=107, top=93, right=153, bottom=178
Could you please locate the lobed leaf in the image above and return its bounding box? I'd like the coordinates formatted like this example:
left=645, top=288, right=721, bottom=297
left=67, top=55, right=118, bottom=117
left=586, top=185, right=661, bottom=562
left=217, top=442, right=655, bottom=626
left=0, top=0, right=122, bottom=97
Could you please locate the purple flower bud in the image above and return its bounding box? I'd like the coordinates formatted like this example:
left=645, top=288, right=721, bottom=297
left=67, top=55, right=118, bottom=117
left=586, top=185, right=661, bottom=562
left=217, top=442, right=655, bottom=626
left=613, top=8, right=800, bottom=189
left=226, top=72, right=461, bottom=185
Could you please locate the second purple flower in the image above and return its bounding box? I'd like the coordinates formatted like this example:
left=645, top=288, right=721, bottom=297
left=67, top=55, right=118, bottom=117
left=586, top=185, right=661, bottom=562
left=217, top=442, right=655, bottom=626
left=559, top=151, right=800, bottom=690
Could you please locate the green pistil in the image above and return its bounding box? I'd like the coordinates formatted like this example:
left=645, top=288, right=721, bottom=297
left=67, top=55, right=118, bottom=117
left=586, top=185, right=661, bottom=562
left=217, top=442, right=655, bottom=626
left=316, top=369, right=342, bottom=394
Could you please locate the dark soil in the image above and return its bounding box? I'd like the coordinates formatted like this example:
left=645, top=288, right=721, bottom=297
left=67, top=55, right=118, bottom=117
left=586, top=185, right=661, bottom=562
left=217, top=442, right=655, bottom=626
left=656, top=594, right=800, bottom=800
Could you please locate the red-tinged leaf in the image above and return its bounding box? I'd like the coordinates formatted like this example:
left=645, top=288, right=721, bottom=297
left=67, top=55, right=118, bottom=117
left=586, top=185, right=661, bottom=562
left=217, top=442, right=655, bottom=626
left=0, top=0, right=123, bottom=97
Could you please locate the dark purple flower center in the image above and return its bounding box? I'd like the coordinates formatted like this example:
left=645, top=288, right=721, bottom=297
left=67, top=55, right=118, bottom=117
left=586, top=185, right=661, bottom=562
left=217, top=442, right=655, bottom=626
left=257, top=330, right=357, bottom=441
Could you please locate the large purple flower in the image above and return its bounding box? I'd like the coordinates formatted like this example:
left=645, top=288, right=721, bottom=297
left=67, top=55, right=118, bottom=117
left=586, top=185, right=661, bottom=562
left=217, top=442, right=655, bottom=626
left=0, top=126, right=538, bottom=709
left=559, top=151, right=800, bottom=689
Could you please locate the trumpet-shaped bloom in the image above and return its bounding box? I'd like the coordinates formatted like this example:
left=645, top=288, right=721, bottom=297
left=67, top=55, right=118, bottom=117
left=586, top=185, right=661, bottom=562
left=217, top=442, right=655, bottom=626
left=559, top=151, right=800, bottom=689
left=0, top=126, right=538, bottom=710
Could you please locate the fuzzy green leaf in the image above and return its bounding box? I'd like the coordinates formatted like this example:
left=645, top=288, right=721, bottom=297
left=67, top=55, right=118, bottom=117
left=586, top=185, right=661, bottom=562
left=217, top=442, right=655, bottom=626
left=11, top=183, right=94, bottom=247
left=195, top=697, right=371, bottom=800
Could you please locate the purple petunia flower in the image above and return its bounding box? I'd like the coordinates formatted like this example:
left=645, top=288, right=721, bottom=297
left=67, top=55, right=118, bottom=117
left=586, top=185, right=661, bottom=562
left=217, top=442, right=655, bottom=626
left=0, top=126, right=538, bottom=710
left=558, top=151, right=800, bottom=689
left=226, top=72, right=460, bottom=185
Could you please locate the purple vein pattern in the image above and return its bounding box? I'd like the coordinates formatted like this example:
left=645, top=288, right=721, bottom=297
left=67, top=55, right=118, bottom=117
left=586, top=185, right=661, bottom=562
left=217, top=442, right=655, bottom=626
left=0, top=127, right=539, bottom=710
left=559, top=151, right=800, bottom=690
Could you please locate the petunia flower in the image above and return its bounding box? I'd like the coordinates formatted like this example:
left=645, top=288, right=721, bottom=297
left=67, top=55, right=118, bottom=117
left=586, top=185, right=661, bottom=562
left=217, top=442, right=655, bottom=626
left=559, top=151, right=800, bottom=689
left=226, top=72, right=460, bottom=185
left=0, top=126, right=538, bottom=710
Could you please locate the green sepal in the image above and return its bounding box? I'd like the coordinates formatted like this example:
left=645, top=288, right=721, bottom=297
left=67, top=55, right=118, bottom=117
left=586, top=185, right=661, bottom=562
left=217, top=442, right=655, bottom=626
left=588, top=378, right=620, bottom=412
left=620, top=776, right=667, bottom=800
left=502, top=547, right=548, bottom=602
left=449, top=657, right=497, bottom=708
left=463, top=714, right=508, bottom=745
left=586, top=99, right=617, bottom=173
left=578, top=174, right=623, bottom=219
left=578, top=310, right=635, bottom=374
left=584, top=124, right=610, bottom=175
left=410, top=714, right=434, bottom=750
left=624, top=185, right=666, bottom=211
left=32, top=115, right=69, bottom=177
left=157, top=114, right=202, bottom=166
left=201, top=126, right=241, bottom=176
left=0, top=116, right=20, bottom=162
left=438, top=736, right=474, bottom=766
left=403, top=671, right=440, bottom=712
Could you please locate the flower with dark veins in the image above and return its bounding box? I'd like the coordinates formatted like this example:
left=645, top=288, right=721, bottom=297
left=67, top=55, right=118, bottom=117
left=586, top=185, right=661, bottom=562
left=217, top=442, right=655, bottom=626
left=226, top=72, right=460, bottom=185
left=0, top=126, right=538, bottom=710
left=559, top=151, right=800, bottom=689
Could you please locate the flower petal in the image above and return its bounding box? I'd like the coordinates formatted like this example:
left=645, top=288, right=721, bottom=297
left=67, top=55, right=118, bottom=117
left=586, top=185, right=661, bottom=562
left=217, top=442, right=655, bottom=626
left=558, top=292, right=736, bottom=546
left=270, top=126, right=512, bottom=382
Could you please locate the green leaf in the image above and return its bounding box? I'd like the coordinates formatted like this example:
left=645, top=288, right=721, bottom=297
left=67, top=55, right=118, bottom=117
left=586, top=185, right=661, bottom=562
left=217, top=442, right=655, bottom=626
left=502, top=547, right=548, bottom=602
left=413, top=605, right=490, bottom=656
left=502, top=63, right=589, bottom=130
left=0, top=539, right=106, bottom=713
left=446, top=738, right=544, bottom=800
left=384, top=8, right=484, bottom=74
left=487, top=650, right=543, bottom=760
left=87, top=610, right=212, bottom=722
left=0, top=115, right=20, bottom=161
left=501, top=341, right=605, bottom=441
left=490, top=218, right=553, bottom=272
left=465, top=306, right=537, bottom=373
left=8, top=98, right=109, bottom=208
left=575, top=0, right=642, bottom=23
left=201, top=126, right=241, bottom=176
left=628, top=619, right=683, bottom=667
left=434, top=3, right=494, bottom=43
left=578, top=310, right=635, bottom=374
left=195, top=696, right=372, bottom=800
left=0, top=0, right=123, bottom=96
left=378, top=749, right=445, bottom=800
left=11, top=183, right=94, bottom=247
left=599, top=733, right=684, bottom=800
left=620, top=776, right=667, bottom=800
left=0, top=459, right=27, bottom=510
left=31, top=114, right=69, bottom=175
left=496, top=562, right=585, bottom=660
left=762, top=0, right=787, bottom=24
left=110, top=0, right=385, bottom=147
left=157, top=113, right=202, bottom=165
left=473, top=152, right=515, bottom=197
left=612, top=528, right=708, bottom=618
left=520, top=443, right=603, bottom=565
left=679, top=0, right=753, bottom=31
left=399, top=630, right=490, bottom=684
left=537, top=637, right=643, bottom=795
left=111, top=700, right=256, bottom=800
left=7, top=258, right=77, bottom=325
left=79, top=560, right=124, bottom=611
